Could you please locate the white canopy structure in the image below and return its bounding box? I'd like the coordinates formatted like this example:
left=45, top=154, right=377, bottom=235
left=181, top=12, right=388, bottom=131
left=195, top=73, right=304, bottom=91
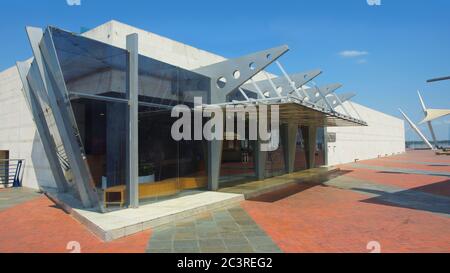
left=401, top=91, right=449, bottom=150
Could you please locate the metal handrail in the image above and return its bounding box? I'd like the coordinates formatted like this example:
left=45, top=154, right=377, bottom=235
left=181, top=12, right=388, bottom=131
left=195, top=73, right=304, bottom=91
left=0, top=159, right=25, bottom=188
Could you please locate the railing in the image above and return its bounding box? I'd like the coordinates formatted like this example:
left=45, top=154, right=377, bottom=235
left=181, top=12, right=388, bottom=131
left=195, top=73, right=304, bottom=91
left=0, top=159, right=25, bottom=188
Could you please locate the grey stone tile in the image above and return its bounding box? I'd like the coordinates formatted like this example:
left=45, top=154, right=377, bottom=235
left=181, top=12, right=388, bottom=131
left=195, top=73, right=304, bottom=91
left=176, top=221, right=196, bottom=228
left=175, top=226, right=197, bottom=233
left=195, top=217, right=214, bottom=223
left=252, top=245, right=283, bottom=253
left=151, top=231, right=175, bottom=241
left=235, top=220, right=256, bottom=226
left=223, top=237, right=249, bottom=247
left=199, top=238, right=225, bottom=249
left=174, top=231, right=197, bottom=240
left=217, top=224, right=240, bottom=232
left=220, top=231, right=246, bottom=239
left=248, top=236, right=277, bottom=247
left=195, top=222, right=217, bottom=230
left=200, top=247, right=228, bottom=253
left=243, top=229, right=266, bottom=237
left=197, top=230, right=221, bottom=239
left=149, top=240, right=172, bottom=249
left=227, top=245, right=255, bottom=253
left=238, top=224, right=261, bottom=232
left=147, top=248, right=173, bottom=253
left=174, top=248, right=200, bottom=253
left=173, top=239, right=198, bottom=249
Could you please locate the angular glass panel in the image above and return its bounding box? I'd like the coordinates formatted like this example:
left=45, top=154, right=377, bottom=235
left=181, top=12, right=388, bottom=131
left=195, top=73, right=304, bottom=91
left=49, top=27, right=212, bottom=204
left=50, top=27, right=211, bottom=105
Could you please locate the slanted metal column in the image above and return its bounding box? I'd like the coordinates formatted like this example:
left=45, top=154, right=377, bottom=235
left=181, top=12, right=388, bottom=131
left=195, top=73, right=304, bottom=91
left=16, top=61, right=68, bottom=193
left=126, top=33, right=139, bottom=208
left=281, top=123, right=298, bottom=173
left=254, top=140, right=267, bottom=180
left=307, top=126, right=318, bottom=169
left=26, top=27, right=100, bottom=209
left=399, top=109, right=433, bottom=150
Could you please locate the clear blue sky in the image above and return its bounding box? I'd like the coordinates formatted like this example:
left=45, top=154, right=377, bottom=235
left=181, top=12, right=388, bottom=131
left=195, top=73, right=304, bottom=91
left=1, top=0, right=449, bottom=141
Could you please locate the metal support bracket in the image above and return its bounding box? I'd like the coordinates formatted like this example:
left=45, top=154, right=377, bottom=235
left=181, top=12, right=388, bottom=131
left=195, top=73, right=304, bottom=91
left=194, top=45, right=289, bottom=104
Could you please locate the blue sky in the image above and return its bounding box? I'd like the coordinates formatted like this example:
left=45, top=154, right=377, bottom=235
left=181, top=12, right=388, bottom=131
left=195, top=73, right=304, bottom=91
left=0, top=0, right=449, bottom=141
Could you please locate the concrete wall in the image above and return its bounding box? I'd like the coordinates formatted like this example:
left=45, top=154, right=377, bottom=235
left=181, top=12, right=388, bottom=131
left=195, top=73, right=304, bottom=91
left=82, top=20, right=270, bottom=82
left=0, top=66, right=57, bottom=190
left=326, top=102, right=405, bottom=166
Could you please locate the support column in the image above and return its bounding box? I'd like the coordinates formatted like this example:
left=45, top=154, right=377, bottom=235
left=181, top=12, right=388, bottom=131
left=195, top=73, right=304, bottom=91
left=307, top=126, right=318, bottom=169
left=126, top=33, right=139, bottom=208
left=254, top=140, right=267, bottom=180
left=28, top=27, right=100, bottom=209
left=281, top=123, right=298, bottom=173
left=207, top=140, right=223, bottom=191
left=107, top=102, right=126, bottom=187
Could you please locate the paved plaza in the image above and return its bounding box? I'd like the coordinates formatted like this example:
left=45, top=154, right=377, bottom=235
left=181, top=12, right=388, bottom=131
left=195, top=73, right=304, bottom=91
left=0, top=150, right=449, bottom=253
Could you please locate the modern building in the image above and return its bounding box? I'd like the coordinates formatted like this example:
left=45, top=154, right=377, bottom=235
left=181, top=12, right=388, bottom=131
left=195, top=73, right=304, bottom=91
left=0, top=21, right=405, bottom=211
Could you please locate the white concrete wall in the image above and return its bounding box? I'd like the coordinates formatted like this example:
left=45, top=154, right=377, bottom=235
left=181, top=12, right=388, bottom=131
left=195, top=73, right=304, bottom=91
left=326, top=102, right=406, bottom=166
left=0, top=66, right=57, bottom=190
left=82, top=20, right=270, bottom=82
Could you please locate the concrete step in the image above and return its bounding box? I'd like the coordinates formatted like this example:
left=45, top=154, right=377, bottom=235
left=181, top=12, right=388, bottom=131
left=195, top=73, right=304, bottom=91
left=47, top=190, right=244, bottom=241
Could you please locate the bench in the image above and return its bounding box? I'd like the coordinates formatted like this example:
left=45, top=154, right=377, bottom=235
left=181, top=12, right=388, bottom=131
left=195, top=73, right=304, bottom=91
left=103, top=176, right=207, bottom=208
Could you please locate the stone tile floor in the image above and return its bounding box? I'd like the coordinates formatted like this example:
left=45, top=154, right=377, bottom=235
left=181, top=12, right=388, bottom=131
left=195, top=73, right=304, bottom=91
left=146, top=206, right=282, bottom=253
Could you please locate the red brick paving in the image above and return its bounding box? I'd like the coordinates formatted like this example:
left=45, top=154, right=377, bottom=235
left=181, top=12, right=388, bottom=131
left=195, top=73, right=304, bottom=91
left=1, top=150, right=449, bottom=253
left=0, top=197, right=151, bottom=253
left=242, top=186, right=450, bottom=253
left=341, top=168, right=450, bottom=197
left=386, top=150, right=450, bottom=163
left=355, top=159, right=450, bottom=173
left=242, top=150, right=450, bottom=253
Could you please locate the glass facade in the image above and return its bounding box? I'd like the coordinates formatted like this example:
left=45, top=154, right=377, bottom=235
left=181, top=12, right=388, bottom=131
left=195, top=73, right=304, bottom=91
left=294, top=126, right=308, bottom=171
left=51, top=27, right=210, bottom=200
left=315, top=127, right=326, bottom=166
left=20, top=26, right=333, bottom=209
left=294, top=126, right=325, bottom=171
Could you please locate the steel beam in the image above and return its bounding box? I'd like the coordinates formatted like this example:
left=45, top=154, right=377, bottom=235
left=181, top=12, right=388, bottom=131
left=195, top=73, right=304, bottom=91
left=306, top=84, right=343, bottom=104
left=194, top=45, right=289, bottom=104
left=399, top=109, right=434, bottom=150
left=316, top=92, right=355, bottom=109
left=417, top=91, right=438, bottom=148
left=126, top=33, right=139, bottom=208
left=207, top=140, right=223, bottom=191
left=26, top=26, right=101, bottom=209
left=427, top=76, right=450, bottom=83
left=69, top=92, right=173, bottom=110
left=242, top=70, right=323, bottom=99
left=16, top=61, right=68, bottom=192
left=281, top=123, right=298, bottom=173
left=307, top=126, right=317, bottom=169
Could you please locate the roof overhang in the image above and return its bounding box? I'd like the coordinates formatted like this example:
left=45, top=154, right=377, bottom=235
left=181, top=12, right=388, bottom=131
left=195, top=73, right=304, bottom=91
left=204, top=96, right=367, bottom=127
